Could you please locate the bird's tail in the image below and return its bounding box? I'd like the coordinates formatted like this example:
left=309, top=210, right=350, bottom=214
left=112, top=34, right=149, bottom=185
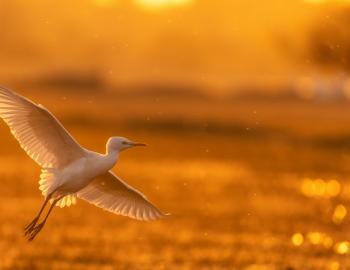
left=53, top=195, right=77, bottom=208
left=39, top=168, right=77, bottom=208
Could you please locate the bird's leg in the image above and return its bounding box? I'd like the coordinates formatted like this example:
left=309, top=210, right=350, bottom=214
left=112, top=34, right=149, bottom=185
left=24, top=194, right=52, bottom=235
left=27, top=195, right=64, bottom=242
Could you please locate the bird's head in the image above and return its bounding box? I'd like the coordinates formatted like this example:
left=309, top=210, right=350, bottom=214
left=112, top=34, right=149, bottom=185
left=107, top=136, right=146, bottom=153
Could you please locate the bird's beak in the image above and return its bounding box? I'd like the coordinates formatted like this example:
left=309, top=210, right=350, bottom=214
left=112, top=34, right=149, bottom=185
left=130, top=142, right=147, bottom=147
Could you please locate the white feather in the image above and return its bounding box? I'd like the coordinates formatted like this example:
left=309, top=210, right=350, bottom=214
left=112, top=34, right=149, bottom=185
left=78, top=172, right=165, bottom=221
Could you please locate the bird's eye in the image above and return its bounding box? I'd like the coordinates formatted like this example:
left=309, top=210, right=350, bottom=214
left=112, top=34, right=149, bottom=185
left=122, top=141, right=128, bottom=145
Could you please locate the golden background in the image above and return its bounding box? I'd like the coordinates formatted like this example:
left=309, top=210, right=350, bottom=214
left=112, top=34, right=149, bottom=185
left=1, top=0, right=350, bottom=269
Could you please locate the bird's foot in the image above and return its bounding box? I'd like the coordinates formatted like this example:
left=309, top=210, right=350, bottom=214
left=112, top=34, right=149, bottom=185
left=24, top=217, right=39, bottom=235
left=26, top=222, right=45, bottom=242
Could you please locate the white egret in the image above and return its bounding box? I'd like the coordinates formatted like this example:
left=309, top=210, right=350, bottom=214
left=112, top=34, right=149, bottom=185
left=0, top=87, right=166, bottom=241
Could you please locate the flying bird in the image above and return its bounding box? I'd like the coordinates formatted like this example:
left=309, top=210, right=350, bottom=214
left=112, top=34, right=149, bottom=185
left=0, top=87, right=166, bottom=241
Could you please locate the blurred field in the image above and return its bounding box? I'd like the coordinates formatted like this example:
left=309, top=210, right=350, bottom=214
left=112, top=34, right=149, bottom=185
left=1, top=88, right=350, bottom=269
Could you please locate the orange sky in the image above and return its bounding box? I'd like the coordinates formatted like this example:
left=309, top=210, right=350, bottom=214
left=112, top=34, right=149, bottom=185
left=0, top=0, right=346, bottom=92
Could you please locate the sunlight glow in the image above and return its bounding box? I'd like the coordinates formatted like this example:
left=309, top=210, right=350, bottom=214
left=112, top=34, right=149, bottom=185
left=304, top=0, right=350, bottom=3
left=304, top=0, right=327, bottom=3
left=135, top=0, right=192, bottom=9
left=92, top=0, right=117, bottom=7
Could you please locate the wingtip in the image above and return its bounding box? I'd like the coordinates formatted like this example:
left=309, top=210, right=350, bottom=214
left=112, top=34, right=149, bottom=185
left=141, top=211, right=170, bottom=222
left=0, top=86, right=16, bottom=96
left=156, top=211, right=171, bottom=220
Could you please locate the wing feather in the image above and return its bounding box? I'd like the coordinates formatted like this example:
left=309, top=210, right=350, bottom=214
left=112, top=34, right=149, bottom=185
left=0, top=87, right=85, bottom=168
left=77, top=172, right=165, bottom=221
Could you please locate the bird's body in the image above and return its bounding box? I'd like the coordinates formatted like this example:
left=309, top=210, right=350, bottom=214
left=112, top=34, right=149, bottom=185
left=0, top=87, right=166, bottom=241
left=45, top=150, right=117, bottom=197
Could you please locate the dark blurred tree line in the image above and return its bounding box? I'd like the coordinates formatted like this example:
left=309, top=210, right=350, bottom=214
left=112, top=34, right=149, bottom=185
left=307, top=7, right=350, bottom=72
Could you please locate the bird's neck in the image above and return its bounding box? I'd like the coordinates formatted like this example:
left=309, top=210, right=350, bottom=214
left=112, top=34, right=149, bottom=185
left=105, top=149, right=119, bottom=168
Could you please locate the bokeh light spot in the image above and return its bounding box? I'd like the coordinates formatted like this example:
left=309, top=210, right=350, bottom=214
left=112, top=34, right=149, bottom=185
left=301, top=178, right=341, bottom=198
left=334, top=241, right=350, bottom=255
left=327, top=180, right=341, bottom=197
left=307, top=232, right=323, bottom=245
left=323, top=235, right=334, bottom=249
left=332, top=204, right=347, bottom=225
left=291, top=233, right=304, bottom=246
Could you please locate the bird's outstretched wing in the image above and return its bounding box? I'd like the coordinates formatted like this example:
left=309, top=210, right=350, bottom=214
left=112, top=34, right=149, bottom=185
left=0, top=87, right=85, bottom=168
left=77, top=172, right=165, bottom=221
